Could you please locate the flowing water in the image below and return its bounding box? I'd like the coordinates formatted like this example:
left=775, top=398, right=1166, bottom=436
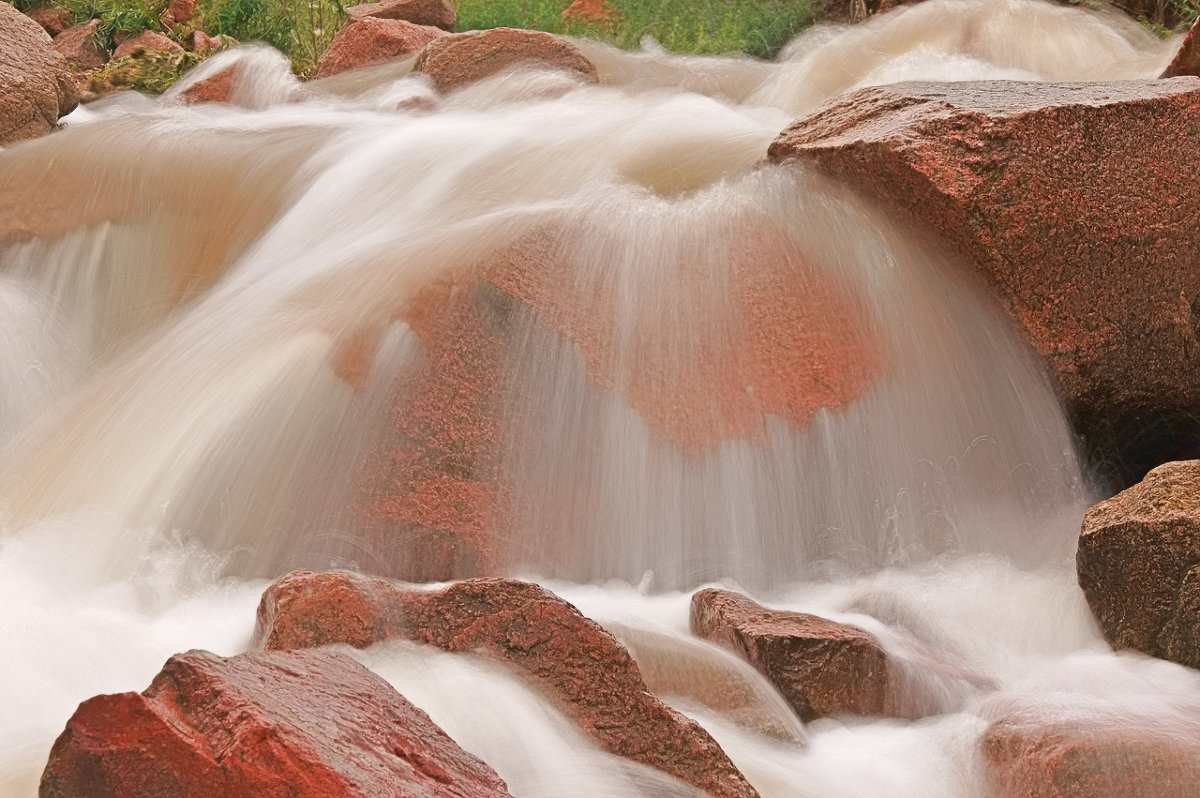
left=1, top=0, right=1196, bottom=794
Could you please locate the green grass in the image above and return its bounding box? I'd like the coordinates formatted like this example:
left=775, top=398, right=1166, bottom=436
left=456, top=0, right=818, bottom=60
left=196, top=0, right=345, bottom=76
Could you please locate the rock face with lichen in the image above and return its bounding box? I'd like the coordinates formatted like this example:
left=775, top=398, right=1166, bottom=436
left=255, top=571, right=760, bottom=798
left=39, top=647, right=512, bottom=798
left=0, top=2, right=76, bottom=144
left=1078, top=460, right=1200, bottom=667
left=769, top=79, right=1200, bottom=486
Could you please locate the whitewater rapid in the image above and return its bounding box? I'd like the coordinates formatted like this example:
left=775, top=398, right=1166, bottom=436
left=1, top=1, right=1194, bottom=795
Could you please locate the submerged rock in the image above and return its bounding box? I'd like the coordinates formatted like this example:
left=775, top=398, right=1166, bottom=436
left=690, top=588, right=892, bottom=721
left=413, top=28, right=599, bottom=94
left=345, top=0, right=457, bottom=31
left=39, top=647, right=511, bottom=798
left=255, top=571, right=760, bottom=798
left=770, top=79, right=1200, bottom=486
left=982, top=705, right=1200, bottom=798
left=317, top=17, right=446, bottom=78
left=484, top=224, right=879, bottom=456
left=0, top=2, right=76, bottom=144
left=1078, top=460, right=1200, bottom=667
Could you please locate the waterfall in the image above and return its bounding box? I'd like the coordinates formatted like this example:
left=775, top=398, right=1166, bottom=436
left=2, top=1, right=1194, bottom=795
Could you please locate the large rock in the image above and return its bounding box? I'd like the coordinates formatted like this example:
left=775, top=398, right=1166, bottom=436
left=982, top=706, right=1200, bottom=798
left=39, top=647, right=511, bottom=798
left=345, top=0, right=457, bottom=31
left=1162, top=17, right=1200, bottom=78
left=347, top=280, right=508, bottom=581
left=413, top=28, right=598, bottom=94
left=112, top=31, right=183, bottom=60
left=770, top=80, right=1200, bottom=486
left=690, top=588, right=892, bottom=721
left=255, top=572, right=760, bottom=798
left=1077, top=460, right=1200, bottom=666
left=0, top=2, right=76, bottom=144
left=53, top=19, right=107, bottom=71
left=484, top=225, right=879, bottom=455
left=316, top=17, right=446, bottom=79
left=24, top=5, right=72, bottom=38
left=561, top=0, right=624, bottom=28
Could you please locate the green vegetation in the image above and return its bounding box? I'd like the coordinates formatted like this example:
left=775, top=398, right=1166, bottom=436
left=88, top=48, right=204, bottom=93
left=456, top=0, right=817, bottom=59
left=198, top=0, right=344, bottom=76
left=12, top=0, right=345, bottom=77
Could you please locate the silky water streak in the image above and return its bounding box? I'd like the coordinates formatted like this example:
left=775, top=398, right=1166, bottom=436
left=0, top=1, right=1194, bottom=796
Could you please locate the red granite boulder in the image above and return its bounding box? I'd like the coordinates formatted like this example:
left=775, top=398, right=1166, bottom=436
left=769, top=79, right=1200, bottom=486
left=24, top=4, right=71, bottom=38
left=183, top=30, right=224, bottom=54
left=39, top=647, right=511, bottom=798
left=1077, top=460, right=1200, bottom=667
left=178, top=67, right=234, bottom=104
left=316, top=17, right=446, bottom=78
left=347, top=280, right=507, bottom=581
left=53, top=19, right=107, bottom=71
left=1162, top=17, right=1200, bottom=78
left=168, top=0, right=197, bottom=25
left=413, top=28, right=598, bottom=94
left=691, top=588, right=892, bottom=721
left=254, top=570, right=410, bottom=650
left=112, top=30, right=183, bottom=60
left=561, top=0, right=624, bottom=28
left=982, top=705, right=1200, bottom=798
left=484, top=225, right=879, bottom=456
left=0, top=2, right=76, bottom=144
left=345, top=0, right=457, bottom=31
left=255, top=572, right=759, bottom=798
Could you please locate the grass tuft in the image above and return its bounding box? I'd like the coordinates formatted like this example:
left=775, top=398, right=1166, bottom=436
left=456, top=0, right=818, bottom=59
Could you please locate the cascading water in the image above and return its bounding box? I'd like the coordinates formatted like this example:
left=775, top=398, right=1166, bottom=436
left=3, top=0, right=1198, bottom=795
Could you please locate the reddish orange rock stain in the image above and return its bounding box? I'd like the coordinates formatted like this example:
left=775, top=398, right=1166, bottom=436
left=487, top=224, right=881, bottom=454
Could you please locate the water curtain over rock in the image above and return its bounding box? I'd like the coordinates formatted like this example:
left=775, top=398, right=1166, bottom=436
left=3, top=1, right=1200, bottom=796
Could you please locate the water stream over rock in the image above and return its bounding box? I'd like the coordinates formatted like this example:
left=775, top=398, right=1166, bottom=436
left=2, top=1, right=1196, bottom=795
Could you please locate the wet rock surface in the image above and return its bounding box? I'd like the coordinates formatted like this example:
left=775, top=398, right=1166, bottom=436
left=770, top=79, right=1200, bottom=487
left=484, top=225, right=879, bottom=456
left=1162, top=17, right=1200, bottom=78
left=256, top=571, right=760, bottom=798
left=690, top=588, right=892, bottom=721
left=982, top=706, right=1200, bottom=798
left=345, top=0, right=458, bottom=31
left=317, top=17, right=446, bottom=78
left=414, top=28, right=599, bottom=94
left=0, top=2, right=76, bottom=144
left=1078, top=459, right=1200, bottom=666
left=39, top=647, right=512, bottom=798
